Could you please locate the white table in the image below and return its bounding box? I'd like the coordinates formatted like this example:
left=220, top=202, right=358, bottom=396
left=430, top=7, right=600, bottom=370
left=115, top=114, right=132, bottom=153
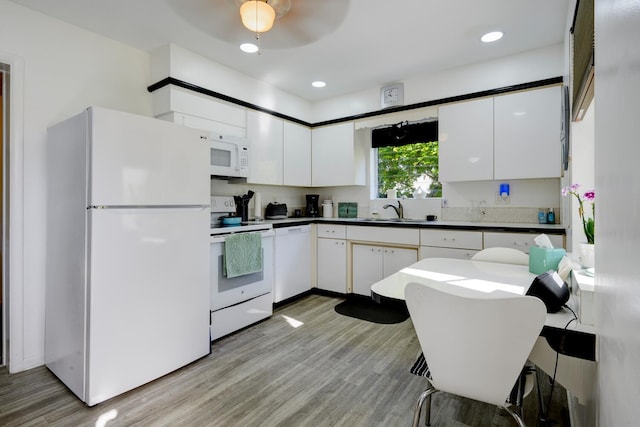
left=371, top=257, right=595, bottom=338
left=371, top=257, right=597, bottom=405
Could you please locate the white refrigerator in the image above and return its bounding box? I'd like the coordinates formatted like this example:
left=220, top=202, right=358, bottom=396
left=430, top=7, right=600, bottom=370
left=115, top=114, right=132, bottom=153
left=45, top=106, right=211, bottom=406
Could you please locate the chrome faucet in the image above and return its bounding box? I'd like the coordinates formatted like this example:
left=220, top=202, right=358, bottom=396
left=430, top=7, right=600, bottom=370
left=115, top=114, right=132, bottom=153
left=383, top=200, right=403, bottom=218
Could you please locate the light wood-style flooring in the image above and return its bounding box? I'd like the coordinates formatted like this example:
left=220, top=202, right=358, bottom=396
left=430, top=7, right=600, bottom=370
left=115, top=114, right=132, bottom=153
left=0, top=294, right=569, bottom=426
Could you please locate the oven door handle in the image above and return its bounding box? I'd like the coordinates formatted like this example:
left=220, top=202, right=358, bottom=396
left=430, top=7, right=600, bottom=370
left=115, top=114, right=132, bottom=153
left=210, top=229, right=274, bottom=243
left=210, top=235, right=227, bottom=244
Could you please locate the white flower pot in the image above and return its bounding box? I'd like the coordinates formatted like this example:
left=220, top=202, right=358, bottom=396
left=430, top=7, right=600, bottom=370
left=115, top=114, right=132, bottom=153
left=579, top=243, right=595, bottom=268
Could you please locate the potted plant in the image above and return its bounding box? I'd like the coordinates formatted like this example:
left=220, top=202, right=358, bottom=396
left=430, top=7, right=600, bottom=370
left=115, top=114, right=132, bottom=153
left=562, top=184, right=595, bottom=267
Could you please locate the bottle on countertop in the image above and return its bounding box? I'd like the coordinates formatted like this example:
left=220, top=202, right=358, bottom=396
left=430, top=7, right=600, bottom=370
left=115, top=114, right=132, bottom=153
left=547, top=208, right=555, bottom=224
left=538, top=209, right=547, bottom=224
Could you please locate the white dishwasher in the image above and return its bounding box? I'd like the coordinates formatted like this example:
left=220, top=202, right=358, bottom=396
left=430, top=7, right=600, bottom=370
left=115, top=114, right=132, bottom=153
left=274, top=225, right=312, bottom=303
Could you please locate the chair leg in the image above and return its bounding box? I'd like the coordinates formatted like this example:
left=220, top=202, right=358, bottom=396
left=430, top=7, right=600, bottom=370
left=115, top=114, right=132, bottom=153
left=412, top=387, right=437, bottom=427
left=424, top=393, right=431, bottom=427
left=504, top=405, right=526, bottom=427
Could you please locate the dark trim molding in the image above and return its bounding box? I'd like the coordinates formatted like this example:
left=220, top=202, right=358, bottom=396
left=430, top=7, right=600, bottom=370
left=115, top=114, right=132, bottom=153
left=147, top=76, right=563, bottom=128
left=148, top=77, right=312, bottom=127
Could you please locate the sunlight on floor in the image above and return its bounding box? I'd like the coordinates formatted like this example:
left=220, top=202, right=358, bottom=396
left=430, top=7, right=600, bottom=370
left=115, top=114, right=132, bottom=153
left=280, top=315, right=304, bottom=328
left=95, top=408, right=118, bottom=427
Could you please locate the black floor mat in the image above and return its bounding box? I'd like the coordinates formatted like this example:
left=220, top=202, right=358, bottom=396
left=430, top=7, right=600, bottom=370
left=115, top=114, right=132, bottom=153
left=334, top=295, right=409, bottom=324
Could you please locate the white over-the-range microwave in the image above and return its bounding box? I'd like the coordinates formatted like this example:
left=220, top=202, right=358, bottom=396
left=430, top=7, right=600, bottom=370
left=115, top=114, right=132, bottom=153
left=207, top=133, right=250, bottom=178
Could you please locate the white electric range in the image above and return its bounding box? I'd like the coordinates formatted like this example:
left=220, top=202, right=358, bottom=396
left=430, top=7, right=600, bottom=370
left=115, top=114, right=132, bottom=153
left=209, top=196, right=274, bottom=340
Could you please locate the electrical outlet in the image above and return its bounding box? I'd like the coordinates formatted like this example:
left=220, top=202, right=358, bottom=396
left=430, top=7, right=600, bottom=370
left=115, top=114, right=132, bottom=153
left=441, top=199, right=448, bottom=208
left=495, top=192, right=510, bottom=204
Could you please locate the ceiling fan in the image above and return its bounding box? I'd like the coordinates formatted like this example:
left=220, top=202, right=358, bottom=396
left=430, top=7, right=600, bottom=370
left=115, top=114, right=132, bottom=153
left=167, top=0, right=350, bottom=49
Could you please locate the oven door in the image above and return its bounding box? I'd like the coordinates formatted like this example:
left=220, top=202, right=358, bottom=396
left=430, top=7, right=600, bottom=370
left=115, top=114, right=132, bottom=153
left=210, top=230, right=274, bottom=311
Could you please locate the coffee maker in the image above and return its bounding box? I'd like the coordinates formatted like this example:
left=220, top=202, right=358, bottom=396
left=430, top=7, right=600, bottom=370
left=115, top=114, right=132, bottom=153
left=306, top=194, right=320, bottom=217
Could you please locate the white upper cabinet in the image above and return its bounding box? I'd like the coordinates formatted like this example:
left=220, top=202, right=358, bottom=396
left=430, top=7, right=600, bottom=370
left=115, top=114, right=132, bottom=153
left=283, top=121, right=311, bottom=187
left=438, top=97, right=494, bottom=182
left=311, top=122, right=365, bottom=187
left=153, top=86, right=246, bottom=137
left=246, top=110, right=284, bottom=185
left=494, top=86, right=561, bottom=179
left=439, top=86, right=562, bottom=182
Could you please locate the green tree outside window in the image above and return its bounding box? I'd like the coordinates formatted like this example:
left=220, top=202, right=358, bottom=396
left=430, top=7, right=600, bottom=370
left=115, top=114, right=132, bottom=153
left=377, top=141, right=441, bottom=198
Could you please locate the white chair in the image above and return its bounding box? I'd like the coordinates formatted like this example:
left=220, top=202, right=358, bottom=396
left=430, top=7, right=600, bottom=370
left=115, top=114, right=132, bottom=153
left=405, top=281, right=546, bottom=427
left=471, top=247, right=529, bottom=265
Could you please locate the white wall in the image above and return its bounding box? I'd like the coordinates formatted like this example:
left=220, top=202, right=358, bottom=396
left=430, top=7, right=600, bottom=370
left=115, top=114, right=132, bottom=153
left=594, top=1, right=640, bottom=425
left=0, top=0, right=152, bottom=371
left=152, top=44, right=313, bottom=123
left=312, top=44, right=565, bottom=122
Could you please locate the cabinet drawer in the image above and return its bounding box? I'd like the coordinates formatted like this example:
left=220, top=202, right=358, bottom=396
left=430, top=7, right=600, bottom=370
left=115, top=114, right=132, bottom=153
left=483, top=232, right=564, bottom=253
left=347, top=226, right=419, bottom=246
left=420, top=229, right=483, bottom=249
left=317, top=224, right=347, bottom=239
left=419, top=246, right=479, bottom=260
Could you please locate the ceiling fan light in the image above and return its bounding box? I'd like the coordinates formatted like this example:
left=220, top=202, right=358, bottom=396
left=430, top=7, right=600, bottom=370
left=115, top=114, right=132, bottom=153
left=240, top=1, right=276, bottom=33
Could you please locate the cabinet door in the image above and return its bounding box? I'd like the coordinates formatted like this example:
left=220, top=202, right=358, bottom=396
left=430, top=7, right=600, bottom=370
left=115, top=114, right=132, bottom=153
left=439, top=97, right=494, bottom=182
left=383, top=247, right=417, bottom=276
left=352, top=245, right=384, bottom=296
left=317, top=238, right=347, bottom=293
left=283, top=121, right=311, bottom=186
left=312, top=122, right=364, bottom=186
left=494, top=86, right=562, bottom=179
left=246, top=110, right=283, bottom=185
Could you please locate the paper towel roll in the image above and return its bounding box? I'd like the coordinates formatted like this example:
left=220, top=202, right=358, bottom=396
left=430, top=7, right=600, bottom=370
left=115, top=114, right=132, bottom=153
left=254, top=192, right=262, bottom=218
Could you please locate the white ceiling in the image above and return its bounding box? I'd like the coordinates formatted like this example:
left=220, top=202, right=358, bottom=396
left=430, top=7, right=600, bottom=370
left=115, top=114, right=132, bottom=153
left=10, top=0, right=570, bottom=102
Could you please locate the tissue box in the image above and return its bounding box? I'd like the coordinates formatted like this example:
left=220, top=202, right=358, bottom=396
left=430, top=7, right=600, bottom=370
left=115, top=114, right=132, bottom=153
left=529, top=247, right=567, bottom=274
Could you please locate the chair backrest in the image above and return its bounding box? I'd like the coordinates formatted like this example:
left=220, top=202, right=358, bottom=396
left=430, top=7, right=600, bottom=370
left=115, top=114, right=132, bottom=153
left=404, top=281, right=546, bottom=407
left=471, top=247, right=529, bottom=265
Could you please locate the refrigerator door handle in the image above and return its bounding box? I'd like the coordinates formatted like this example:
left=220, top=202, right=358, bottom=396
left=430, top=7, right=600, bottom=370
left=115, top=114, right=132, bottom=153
left=88, top=205, right=210, bottom=210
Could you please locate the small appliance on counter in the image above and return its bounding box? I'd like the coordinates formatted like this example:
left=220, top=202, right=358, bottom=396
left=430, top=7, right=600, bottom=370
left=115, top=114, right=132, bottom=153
left=306, top=194, right=320, bottom=217
left=265, top=202, right=288, bottom=219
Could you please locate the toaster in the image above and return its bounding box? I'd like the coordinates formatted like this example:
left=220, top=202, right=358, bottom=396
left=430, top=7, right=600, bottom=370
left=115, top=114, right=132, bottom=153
left=265, top=202, right=288, bottom=219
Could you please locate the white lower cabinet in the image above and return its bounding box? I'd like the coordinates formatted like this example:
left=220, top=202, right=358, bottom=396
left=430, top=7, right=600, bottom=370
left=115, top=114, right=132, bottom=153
left=352, top=244, right=417, bottom=296
left=316, top=224, right=347, bottom=293
left=419, top=229, right=482, bottom=260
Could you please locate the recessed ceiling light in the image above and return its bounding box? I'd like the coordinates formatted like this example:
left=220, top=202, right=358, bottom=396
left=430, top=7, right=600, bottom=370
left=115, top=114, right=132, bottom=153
left=240, top=43, right=259, bottom=53
left=481, top=31, right=504, bottom=43
left=312, top=81, right=326, bottom=88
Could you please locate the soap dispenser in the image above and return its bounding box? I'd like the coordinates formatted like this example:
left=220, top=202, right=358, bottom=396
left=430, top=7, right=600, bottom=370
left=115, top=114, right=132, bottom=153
left=538, top=209, right=547, bottom=224
left=547, top=208, right=555, bottom=224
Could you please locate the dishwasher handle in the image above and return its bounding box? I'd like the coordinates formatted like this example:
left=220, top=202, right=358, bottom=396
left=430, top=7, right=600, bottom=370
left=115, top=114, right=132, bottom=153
left=276, top=225, right=311, bottom=235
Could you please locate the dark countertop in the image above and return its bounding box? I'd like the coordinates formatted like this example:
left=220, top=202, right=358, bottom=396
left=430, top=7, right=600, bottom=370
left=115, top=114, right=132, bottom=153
left=253, top=217, right=566, bottom=235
